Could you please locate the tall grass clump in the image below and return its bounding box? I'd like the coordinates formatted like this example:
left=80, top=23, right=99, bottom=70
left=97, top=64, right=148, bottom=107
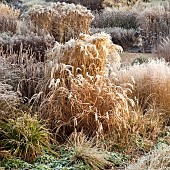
left=0, top=3, right=20, bottom=33
left=115, top=59, right=170, bottom=118
left=0, top=32, right=55, bottom=103
left=0, top=113, right=54, bottom=162
left=39, top=33, right=163, bottom=152
left=39, top=31, right=166, bottom=153
left=39, top=33, right=134, bottom=146
left=157, top=37, right=170, bottom=62
left=24, top=2, right=94, bottom=42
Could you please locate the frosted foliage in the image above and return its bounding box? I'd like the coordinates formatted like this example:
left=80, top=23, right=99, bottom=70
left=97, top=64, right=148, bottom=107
left=51, top=33, right=123, bottom=77
left=0, top=82, right=19, bottom=104
left=24, top=2, right=94, bottom=42
left=116, top=60, right=170, bottom=83
left=127, top=144, right=170, bottom=170
left=0, top=3, right=20, bottom=19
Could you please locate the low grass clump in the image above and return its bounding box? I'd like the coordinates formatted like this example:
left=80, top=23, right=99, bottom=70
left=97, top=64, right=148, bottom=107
left=0, top=113, right=55, bottom=162
left=127, top=143, right=170, bottom=170
left=67, top=131, right=112, bottom=170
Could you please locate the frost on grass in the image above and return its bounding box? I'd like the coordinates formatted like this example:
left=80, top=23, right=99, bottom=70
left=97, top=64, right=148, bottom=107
left=23, top=2, right=94, bottom=42
left=0, top=82, right=19, bottom=104
left=0, top=3, right=20, bottom=33
left=91, top=27, right=135, bottom=50
left=115, top=59, right=170, bottom=112
left=126, top=144, right=170, bottom=170
left=50, top=32, right=123, bottom=78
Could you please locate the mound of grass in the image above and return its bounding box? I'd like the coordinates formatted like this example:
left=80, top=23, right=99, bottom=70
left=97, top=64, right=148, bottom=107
left=115, top=59, right=170, bottom=115
left=67, top=131, right=112, bottom=170
left=24, top=2, right=94, bottom=42
left=0, top=113, right=56, bottom=162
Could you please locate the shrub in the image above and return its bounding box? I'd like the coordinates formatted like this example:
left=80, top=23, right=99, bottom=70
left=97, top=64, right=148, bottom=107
left=50, top=0, right=104, bottom=10
left=92, top=7, right=138, bottom=29
left=0, top=83, right=19, bottom=105
left=103, top=0, right=139, bottom=8
left=0, top=113, right=54, bottom=162
left=0, top=32, right=55, bottom=63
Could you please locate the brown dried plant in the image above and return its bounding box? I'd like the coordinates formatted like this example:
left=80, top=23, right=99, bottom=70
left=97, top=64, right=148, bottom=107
left=24, top=2, right=94, bottom=43
left=39, top=32, right=164, bottom=151
left=0, top=3, right=20, bottom=33
left=50, top=33, right=122, bottom=78
left=114, top=59, right=170, bottom=123
left=39, top=67, right=133, bottom=145
left=67, top=131, right=112, bottom=170
left=127, top=144, right=170, bottom=170
left=40, top=63, right=164, bottom=152
left=39, top=33, right=130, bottom=145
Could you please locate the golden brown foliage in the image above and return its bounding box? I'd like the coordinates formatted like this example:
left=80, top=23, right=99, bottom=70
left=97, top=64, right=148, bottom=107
left=0, top=3, right=20, bottom=33
left=68, top=131, right=112, bottom=170
left=50, top=33, right=122, bottom=78
left=24, top=2, right=94, bottom=42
